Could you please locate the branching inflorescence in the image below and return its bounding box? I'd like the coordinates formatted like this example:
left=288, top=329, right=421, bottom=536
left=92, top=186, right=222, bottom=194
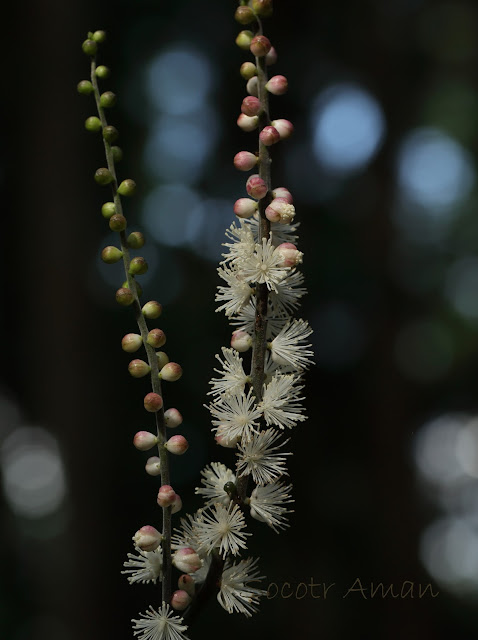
left=79, top=1, right=312, bottom=637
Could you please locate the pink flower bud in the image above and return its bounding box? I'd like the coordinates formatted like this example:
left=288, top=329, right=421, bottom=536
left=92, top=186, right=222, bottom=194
left=157, top=351, right=170, bottom=369
left=265, top=46, right=278, bottom=66
left=133, top=431, right=158, bottom=451
left=144, top=392, right=163, bottom=412
left=234, top=151, right=258, bottom=172
left=164, top=408, right=183, bottom=429
left=271, top=119, right=294, bottom=140
left=171, top=590, right=192, bottom=611
left=172, top=547, right=202, bottom=573
left=147, top=328, right=166, bottom=348
left=250, top=35, right=271, bottom=57
left=275, top=242, right=303, bottom=268
left=259, top=125, right=280, bottom=146
left=241, top=96, right=262, bottom=117
left=231, top=330, right=253, bottom=352
left=157, top=484, right=176, bottom=508
left=133, top=525, right=162, bottom=551
left=266, top=75, right=288, bottom=95
left=246, top=174, right=268, bottom=200
left=215, top=430, right=241, bottom=448
left=142, top=300, right=162, bottom=319
left=240, top=61, right=257, bottom=80
left=145, top=456, right=161, bottom=476
left=178, top=574, right=195, bottom=596
left=165, top=435, right=189, bottom=455
left=246, top=76, right=259, bottom=97
left=265, top=198, right=296, bottom=224
left=237, top=113, right=259, bottom=132
left=234, top=197, right=258, bottom=219
left=171, top=493, right=182, bottom=514
left=128, top=359, right=151, bottom=378
left=121, top=333, right=143, bottom=353
left=160, top=362, right=183, bottom=382
left=272, top=186, right=293, bottom=203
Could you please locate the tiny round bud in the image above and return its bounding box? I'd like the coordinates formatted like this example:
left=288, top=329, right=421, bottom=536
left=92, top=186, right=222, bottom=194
left=240, top=62, right=257, bottom=80
left=156, top=351, right=170, bottom=369
left=266, top=74, right=288, bottom=95
left=118, top=179, right=137, bottom=196
left=272, top=186, right=293, bottom=203
left=250, top=35, right=271, bottom=57
left=102, top=125, right=119, bottom=144
left=94, top=167, right=113, bottom=186
left=144, top=392, right=163, bottom=412
left=109, top=214, right=127, bottom=232
left=265, top=46, right=278, bottom=66
left=246, top=174, right=268, bottom=200
left=241, top=96, right=262, bottom=117
left=171, top=590, right=192, bottom=611
left=145, top=456, right=161, bottom=476
left=252, top=0, right=274, bottom=17
left=82, top=39, right=97, bottom=56
left=223, top=481, right=238, bottom=498
left=133, top=525, right=162, bottom=552
left=95, top=65, right=110, bottom=79
left=237, top=113, right=259, bottom=132
left=165, top=435, right=188, bottom=455
left=99, top=91, right=116, bottom=108
left=92, top=30, right=107, bottom=43
left=85, top=116, right=102, bottom=132
left=215, top=431, right=241, bottom=448
left=160, top=362, right=182, bottom=382
left=115, top=287, right=134, bottom=306
left=129, top=257, right=148, bottom=276
left=233, top=151, right=258, bottom=172
left=142, top=301, right=162, bottom=319
left=111, top=146, right=123, bottom=162
left=172, top=548, right=202, bottom=573
left=178, top=574, right=195, bottom=597
left=235, top=5, right=255, bottom=24
left=101, top=202, right=116, bottom=218
left=164, top=408, right=183, bottom=429
left=128, top=359, right=151, bottom=378
left=231, top=329, right=253, bottom=352
left=246, top=76, right=259, bottom=97
left=133, top=431, right=158, bottom=451
left=234, top=197, right=258, bottom=219
left=236, top=30, right=254, bottom=50
left=121, top=333, right=143, bottom=353
left=147, top=328, right=166, bottom=349
left=171, top=493, right=182, bottom=514
left=127, top=231, right=145, bottom=249
left=265, top=198, right=296, bottom=224
left=101, top=246, right=123, bottom=264
left=259, top=125, right=280, bottom=146
left=271, top=118, right=294, bottom=140
left=275, top=242, right=303, bottom=267
left=77, top=80, right=94, bottom=95
left=157, top=484, right=176, bottom=508
left=123, top=280, right=143, bottom=297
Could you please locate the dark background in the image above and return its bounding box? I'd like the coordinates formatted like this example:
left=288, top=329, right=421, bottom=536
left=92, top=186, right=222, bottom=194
left=3, top=0, right=478, bottom=638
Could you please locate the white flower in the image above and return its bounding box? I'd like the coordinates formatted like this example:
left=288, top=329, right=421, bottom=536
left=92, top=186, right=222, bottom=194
left=132, top=603, right=189, bottom=640
left=195, top=462, right=236, bottom=506
left=218, top=557, right=267, bottom=617
left=230, top=298, right=289, bottom=340
left=195, top=502, right=250, bottom=557
left=208, top=389, right=262, bottom=443
left=259, top=373, right=307, bottom=429
left=221, top=220, right=256, bottom=264
left=269, top=269, right=307, bottom=315
left=237, top=428, right=291, bottom=485
left=122, top=545, right=163, bottom=584
left=208, top=348, right=250, bottom=399
left=171, top=512, right=201, bottom=551
left=216, top=265, right=253, bottom=316
left=240, top=237, right=289, bottom=292
left=269, top=319, right=314, bottom=370
left=248, top=212, right=299, bottom=246
left=249, top=481, right=294, bottom=533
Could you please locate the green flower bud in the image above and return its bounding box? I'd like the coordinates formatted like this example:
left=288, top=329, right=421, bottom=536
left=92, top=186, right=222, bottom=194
left=122, top=333, right=143, bottom=353
left=223, top=481, right=238, bottom=498
left=129, top=257, right=148, bottom=276
left=142, top=300, right=162, bottom=319
left=122, top=280, right=143, bottom=297
left=77, top=80, right=94, bottom=95
left=94, top=168, right=114, bottom=185
left=101, top=202, right=116, bottom=218
left=128, top=359, right=151, bottom=378
left=127, top=231, right=145, bottom=249
left=102, top=125, right=119, bottom=143
left=116, top=287, right=134, bottom=306
left=92, top=30, right=106, bottom=43
left=99, top=91, right=116, bottom=108
left=82, top=39, right=97, bottom=56
left=156, top=351, right=170, bottom=369
left=109, top=214, right=127, bottom=232
left=252, top=0, right=273, bottom=17
left=147, top=328, right=166, bottom=349
left=101, top=246, right=123, bottom=264
left=95, top=65, right=110, bottom=79
left=240, top=62, right=257, bottom=80
left=85, top=116, right=102, bottom=132
left=118, top=179, right=136, bottom=196
left=235, top=6, right=255, bottom=24
left=111, top=146, right=123, bottom=163
left=235, top=30, right=254, bottom=50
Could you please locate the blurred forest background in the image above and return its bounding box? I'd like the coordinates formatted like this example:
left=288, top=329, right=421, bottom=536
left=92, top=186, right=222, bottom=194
left=3, top=0, right=478, bottom=638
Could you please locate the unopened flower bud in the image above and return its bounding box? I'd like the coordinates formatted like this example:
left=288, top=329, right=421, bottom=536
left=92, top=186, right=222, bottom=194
left=250, top=35, right=271, bottom=57
left=123, top=280, right=143, bottom=297
left=156, top=351, right=170, bottom=369
left=265, top=198, right=296, bottom=224
left=164, top=408, right=183, bottom=429
left=144, top=392, right=163, bottom=412
left=102, top=125, right=119, bottom=144
left=271, top=119, right=294, bottom=140
left=129, top=256, right=148, bottom=276
left=82, top=39, right=97, bottom=56
left=178, top=574, right=195, bottom=597
left=241, top=96, right=262, bottom=117
left=145, top=456, right=161, bottom=476
left=147, top=328, right=166, bottom=349
left=92, top=30, right=106, bottom=43
left=116, top=287, right=134, bottom=306
left=233, top=151, right=258, bottom=172
left=111, top=146, right=123, bottom=163
left=234, top=197, right=258, bottom=219
left=133, top=431, right=158, bottom=451
left=133, top=525, right=162, bottom=551
left=275, top=242, right=303, bottom=267
left=171, top=590, right=191, bottom=611
left=128, top=359, right=151, bottom=378
left=236, top=30, right=254, bottom=50
left=252, top=0, right=273, bottom=17
left=231, top=330, right=253, bottom=352
left=246, top=76, right=259, bottom=97
left=237, top=113, right=259, bottom=132
left=85, top=116, right=102, bottom=132
left=121, top=333, right=143, bottom=353
left=118, top=179, right=137, bottom=196
left=99, top=91, right=116, bottom=108
left=157, top=484, right=176, bottom=507
left=246, top=174, right=268, bottom=200
left=101, top=202, right=116, bottom=218
left=265, top=46, right=278, bottom=66
left=272, top=186, right=293, bottom=203
left=95, top=65, right=110, bottom=79
left=259, top=125, right=280, bottom=146
left=172, top=548, right=202, bottom=573
left=94, top=168, right=113, bottom=185
left=266, top=75, right=288, bottom=95
left=235, top=5, right=255, bottom=24
left=77, top=80, right=94, bottom=95
left=240, top=61, right=257, bottom=80
left=127, top=231, right=145, bottom=249
left=165, top=435, right=189, bottom=455
left=215, top=431, right=241, bottom=448
left=109, top=214, right=127, bottom=232
left=171, top=493, right=182, bottom=514
left=101, top=246, right=123, bottom=264
left=142, top=301, right=162, bottom=319
left=160, top=362, right=183, bottom=382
